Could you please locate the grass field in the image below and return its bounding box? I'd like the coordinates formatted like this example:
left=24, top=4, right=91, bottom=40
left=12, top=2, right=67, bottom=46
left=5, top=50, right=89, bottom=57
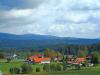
left=0, top=59, right=100, bottom=75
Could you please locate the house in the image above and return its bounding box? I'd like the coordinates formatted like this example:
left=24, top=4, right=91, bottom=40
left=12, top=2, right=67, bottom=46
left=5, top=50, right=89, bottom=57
left=5, top=53, right=19, bottom=59
left=73, top=58, right=86, bottom=64
left=67, top=57, right=86, bottom=65
left=86, top=54, right=92, bottom=63
left=86, top=55, right=94, bottom=67
left=27, top=55, right=51, bottom=64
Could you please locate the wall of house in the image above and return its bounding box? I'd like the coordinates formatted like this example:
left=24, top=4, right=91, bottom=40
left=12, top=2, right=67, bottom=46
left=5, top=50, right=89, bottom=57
left=41, top=60, right=50, bottom=64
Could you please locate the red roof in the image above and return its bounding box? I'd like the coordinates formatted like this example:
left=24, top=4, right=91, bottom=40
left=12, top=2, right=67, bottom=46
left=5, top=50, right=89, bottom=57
left=33, top=57, right=51, bottom=63
left=76, top=58, right=86, bottom=62
left=74, top=58, right=86, bottom=64
left=28, top=56, right=51, bottom=63
left=68, top=58, right=86, bottom=65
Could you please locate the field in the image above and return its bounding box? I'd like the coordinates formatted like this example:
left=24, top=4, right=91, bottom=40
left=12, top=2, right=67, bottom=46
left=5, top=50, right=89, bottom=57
left=0, top=59, right=100, bottom=75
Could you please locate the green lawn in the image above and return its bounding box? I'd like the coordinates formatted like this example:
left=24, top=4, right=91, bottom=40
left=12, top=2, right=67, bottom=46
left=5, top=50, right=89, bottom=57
left=0, top=59, right=43, bottom=74
left=15, top=68, right=100, bottom=75
left=0, top=59, right=100, bottom=75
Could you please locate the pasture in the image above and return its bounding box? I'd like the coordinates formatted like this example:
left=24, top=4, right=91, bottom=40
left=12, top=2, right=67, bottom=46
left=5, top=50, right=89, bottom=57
left=0, top=59, right=100, bottom=75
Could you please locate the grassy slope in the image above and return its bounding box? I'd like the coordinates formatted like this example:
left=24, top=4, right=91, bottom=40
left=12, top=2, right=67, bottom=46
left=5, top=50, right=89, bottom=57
left=0, top=60, right=100, bottom=75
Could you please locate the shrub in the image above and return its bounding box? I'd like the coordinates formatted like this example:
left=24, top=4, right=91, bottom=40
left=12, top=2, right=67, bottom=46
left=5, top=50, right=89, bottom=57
left=56, top=64, right=62, bottom=71
left=43, top=63, right=62, bottom=72
left=21, top=64, right=33, bottom=74
left=7, top=58, right=12, bottom=63
left=36, top=67, right=40, bottom=72
left=43, top=64, right=50, bottom=72
left=75, top=64, right=81, bottom=70
left=9, top=67, right=20, bottom=74
left=50, top=64, right=55, bottom=72
left=62, top=61, right=67, bottom=71
left=0, top=53, right=4, bottom=59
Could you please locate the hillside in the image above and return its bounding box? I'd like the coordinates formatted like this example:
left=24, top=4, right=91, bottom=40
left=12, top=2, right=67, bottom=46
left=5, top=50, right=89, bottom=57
left=0, top=33, right=100, bottom=48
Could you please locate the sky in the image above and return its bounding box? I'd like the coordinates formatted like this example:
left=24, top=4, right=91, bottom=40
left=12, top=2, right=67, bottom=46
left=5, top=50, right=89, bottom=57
left=0, top=0, right=100, bottom=38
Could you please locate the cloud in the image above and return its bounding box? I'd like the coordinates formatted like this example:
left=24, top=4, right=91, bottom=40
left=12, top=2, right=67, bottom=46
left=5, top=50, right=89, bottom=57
left=70, top=0, right=100, bottom=10
left=0, top=0, right=100, bottom=38
left=0, top=9, right=33, bottom=18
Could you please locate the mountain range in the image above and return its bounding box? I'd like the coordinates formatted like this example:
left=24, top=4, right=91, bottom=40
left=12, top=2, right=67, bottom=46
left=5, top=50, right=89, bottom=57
left=0, top=33, right=100, bottom=48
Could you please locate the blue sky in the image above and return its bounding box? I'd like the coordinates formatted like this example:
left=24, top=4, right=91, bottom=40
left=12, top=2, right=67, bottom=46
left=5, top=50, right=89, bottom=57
left=0, top=0, right=100, bottom=38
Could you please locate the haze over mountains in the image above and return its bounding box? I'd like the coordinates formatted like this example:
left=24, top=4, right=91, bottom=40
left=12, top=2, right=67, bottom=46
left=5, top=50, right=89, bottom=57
left=0, top=33, right=100, bottom=48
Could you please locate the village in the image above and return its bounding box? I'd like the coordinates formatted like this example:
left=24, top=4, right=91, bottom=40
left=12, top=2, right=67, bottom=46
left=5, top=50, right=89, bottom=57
left=26, top=53, right=93, bottom=66
left=0, top=48, right=99, bottom=75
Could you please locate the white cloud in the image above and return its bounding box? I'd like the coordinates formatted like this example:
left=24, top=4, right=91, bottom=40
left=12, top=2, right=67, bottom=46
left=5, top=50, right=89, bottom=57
left=0, top=9, right=33, bottom=18
left=47, top=24, right=66, bottom=35
left=70, top=0, right=100, bottom=10
left=9, top=9, right=33, bottom=18
left=0, top=0, right=100, bottom=38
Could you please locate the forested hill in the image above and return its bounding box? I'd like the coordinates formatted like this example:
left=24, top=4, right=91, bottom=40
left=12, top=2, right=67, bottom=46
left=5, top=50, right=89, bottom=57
left=0, top=33, right=100, bottom=48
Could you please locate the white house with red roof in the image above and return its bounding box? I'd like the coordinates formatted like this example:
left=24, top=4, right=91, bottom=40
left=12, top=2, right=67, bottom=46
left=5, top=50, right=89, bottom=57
left=67, top=57, right=86, bottom=65
left=27, top=54, right=51, bottom=64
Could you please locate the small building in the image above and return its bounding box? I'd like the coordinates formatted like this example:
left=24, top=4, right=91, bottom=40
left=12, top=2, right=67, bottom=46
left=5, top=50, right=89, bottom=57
left=67, top=57, right=86, bottom=65
left=73, top=58, right=86, bottom=65
left=86, top=54, right=92, bottom=63
left=27, top=55, right=51, bottom=64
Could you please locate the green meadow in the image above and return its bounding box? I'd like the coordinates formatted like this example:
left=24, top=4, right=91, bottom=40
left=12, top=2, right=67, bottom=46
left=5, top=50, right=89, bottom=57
left=0, top=59, right=100, bottom=75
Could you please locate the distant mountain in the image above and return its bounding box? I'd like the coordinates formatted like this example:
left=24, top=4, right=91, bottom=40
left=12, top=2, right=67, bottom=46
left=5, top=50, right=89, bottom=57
left=0, top=33, right=58, bottom=40
left=0, top=33, right=100, bottom=48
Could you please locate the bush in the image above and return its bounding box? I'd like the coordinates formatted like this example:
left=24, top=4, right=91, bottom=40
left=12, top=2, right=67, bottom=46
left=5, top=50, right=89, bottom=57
left=62, top=61, right=67, bottom=71
left=21, top=64, right=33, bottom=74
left=36, top=67, right=40, bottom=72
left=7, top=58, right=12, bottom=63
left=0, top=53, right=4, bottom=59
left=75, top=64, right=81, bottom=70
left=43, top=64, right=50, bottom=72
left=43, top=63, right=62, bottom=72
left=56, top=64, right=62, bottom=71
left=50, top=64, right=55, bottom=72
left=10, top=67, right=20, bottom=74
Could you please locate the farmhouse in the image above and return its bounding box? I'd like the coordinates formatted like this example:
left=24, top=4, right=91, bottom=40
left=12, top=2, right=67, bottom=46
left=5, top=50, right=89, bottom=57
left=73, top=58, right=86, bottom=64
left=28, top=55, right=51, bottom=64
left=67, top=57, right=86, bottom=65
